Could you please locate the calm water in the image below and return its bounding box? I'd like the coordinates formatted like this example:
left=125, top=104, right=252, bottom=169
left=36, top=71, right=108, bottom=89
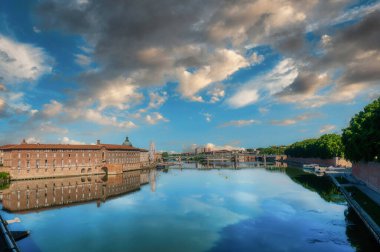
left=1, top=164, right=379, bottom=252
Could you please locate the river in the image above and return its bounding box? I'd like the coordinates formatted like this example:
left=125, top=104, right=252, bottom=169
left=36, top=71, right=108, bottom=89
left=0, top=163, right=379, bottom=251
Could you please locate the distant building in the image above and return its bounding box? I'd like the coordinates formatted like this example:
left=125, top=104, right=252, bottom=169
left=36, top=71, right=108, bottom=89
left=0, top=137, right=152, bottom=180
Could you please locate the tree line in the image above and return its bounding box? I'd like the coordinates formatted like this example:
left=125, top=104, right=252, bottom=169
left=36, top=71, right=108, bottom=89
left=284, top=97, right=380, bottom=162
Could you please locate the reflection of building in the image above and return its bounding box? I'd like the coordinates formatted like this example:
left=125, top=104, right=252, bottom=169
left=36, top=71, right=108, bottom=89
left=0, top=137, right=152, bottom=180
left=154, top=153, right=163, bottom=162
left=1, top=169, right=157, bottom=212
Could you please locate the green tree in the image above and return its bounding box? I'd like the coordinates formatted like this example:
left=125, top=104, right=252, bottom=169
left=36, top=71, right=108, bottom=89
left=342, top=97, right=380, bottom=162
left=284, top=134, right=344, bottom=159
left=315, top=134, right=345, bottom=159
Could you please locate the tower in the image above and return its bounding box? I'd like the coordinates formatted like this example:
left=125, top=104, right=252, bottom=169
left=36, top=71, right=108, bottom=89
left=149, top=141, right=155, bottom=163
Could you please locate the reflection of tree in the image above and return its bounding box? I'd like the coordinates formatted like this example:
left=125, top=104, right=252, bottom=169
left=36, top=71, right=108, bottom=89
left=345, top=208, right=380, bottom=251
left=285, top=167, right=344, bottom=203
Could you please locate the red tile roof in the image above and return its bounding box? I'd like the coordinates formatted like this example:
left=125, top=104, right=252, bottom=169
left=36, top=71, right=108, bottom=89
left=0, top=143, right=147, bottom=152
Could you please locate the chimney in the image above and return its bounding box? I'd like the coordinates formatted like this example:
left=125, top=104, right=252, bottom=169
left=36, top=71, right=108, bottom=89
left=96, top=140, right=101, bottom=145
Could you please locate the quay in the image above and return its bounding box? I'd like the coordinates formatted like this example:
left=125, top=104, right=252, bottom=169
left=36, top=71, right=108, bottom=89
left=0, top=214, right=27, bottom=252
left=330, top=174, right=380, bottom=244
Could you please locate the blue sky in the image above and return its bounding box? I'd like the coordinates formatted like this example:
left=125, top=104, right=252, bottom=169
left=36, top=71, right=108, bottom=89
left=0, top=0, right=379, bottom=152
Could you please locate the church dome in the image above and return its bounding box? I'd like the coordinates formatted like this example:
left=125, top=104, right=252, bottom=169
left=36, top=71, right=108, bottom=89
left=122, top=136, right=132, bottom=146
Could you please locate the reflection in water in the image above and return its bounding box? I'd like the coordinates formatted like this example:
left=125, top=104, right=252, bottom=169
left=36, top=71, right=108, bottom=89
left=194, top=161, right=287, bottom=169
left=0, top=164, right=378, bottom=252
left=1, top=169, right=157, bottom=212
left=284, top=167, right=344, bottom=203
left=345, top=208, right=380, bottom=251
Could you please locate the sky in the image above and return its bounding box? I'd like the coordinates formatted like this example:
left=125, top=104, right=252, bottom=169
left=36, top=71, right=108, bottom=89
left=0, top=0, right=379, bottom=152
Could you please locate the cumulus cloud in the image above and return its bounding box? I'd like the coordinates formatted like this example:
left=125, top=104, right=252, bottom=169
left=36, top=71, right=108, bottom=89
left=147, top=91, right=168, bottom=110
left=84, top=109, right=137, bottom=129
left=220, top=119, right=258, bottom=127
left=0, top=88, right=32, bottom=117
left=145, top=112, right=169, bottom=125
left=21, top=0, right=380, bottom=134
left=227, top=58, right=297, bottom=108
left=0, top=34, right=51, bottom=84
left=60, top=136, right=85, bottom=145
left=319, top=124, right=336, bottom=133
left=74, top=53, right=91, bottom=67
left=183, top=142, right=245, bottom=152
left=271, top=113, right=319, bottom=126
left=42, top=100, right=63, bottom=117
left=207, top=86, right=225, bottom=103
left=40, top=121, right=68, bottom=134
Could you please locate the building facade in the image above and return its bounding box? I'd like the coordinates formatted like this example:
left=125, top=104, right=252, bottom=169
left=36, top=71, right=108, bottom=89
left=0, top=139, right=153, bottom=180
left=1, top=169, right=157, bottom=212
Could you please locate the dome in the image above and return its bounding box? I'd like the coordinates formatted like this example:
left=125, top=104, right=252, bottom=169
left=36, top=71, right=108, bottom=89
left=122, top=136, right=132, bottom=146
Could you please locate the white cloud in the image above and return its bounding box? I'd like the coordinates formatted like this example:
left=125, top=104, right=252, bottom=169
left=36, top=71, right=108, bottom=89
left=60, top=136, right=85, bottom=145
left=74, top=53, right=91, bottom=66
left=220, top=119, right=258, bottom=127
left=85, top=109, right=137, bottom=129
left=0, top=35, right=51, bottom=84
left=205, top=143, right=245, bottom=151
left=40, top=121, right=68, bottom=134
left=147, top=91, right=167, bottom=109
left=226, top=89, right=259, bottom=108
left=25, top=137, right=41, bottom=144
left=271, top=113, right=319, bottom=126
left=145, top=112, right=169, bottom=125
left=42, top=100, right=63, bottom=117
left=207, top=86, right=225, bottom=103
left=227, top=58, right=298, bottom=108
left=97, top=77, right=143, bottom=110
left=177, top=48, right=249, bottom=101
left=319, top=124, right=336, bottom=133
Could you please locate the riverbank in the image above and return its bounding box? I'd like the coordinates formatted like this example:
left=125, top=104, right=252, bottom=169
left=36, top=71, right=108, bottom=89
left=330, top=173, right=380, bottom=244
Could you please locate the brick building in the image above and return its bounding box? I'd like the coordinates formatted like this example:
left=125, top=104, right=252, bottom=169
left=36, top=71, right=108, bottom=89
left=0, top=139, right=152, bottom=180
left=1, top=170, right=156, bottom=212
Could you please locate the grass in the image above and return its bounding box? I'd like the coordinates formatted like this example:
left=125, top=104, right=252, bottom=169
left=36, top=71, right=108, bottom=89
left=345, top=186, right=380, bottom=227
left=335, top=176, right=350, bottom=184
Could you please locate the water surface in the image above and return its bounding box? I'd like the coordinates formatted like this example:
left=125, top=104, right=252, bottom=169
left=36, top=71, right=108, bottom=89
left=1, top=164, right=379, bottom=251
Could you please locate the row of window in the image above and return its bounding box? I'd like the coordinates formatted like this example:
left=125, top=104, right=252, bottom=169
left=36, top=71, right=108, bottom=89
left=16, top=159, right=100, bottom=169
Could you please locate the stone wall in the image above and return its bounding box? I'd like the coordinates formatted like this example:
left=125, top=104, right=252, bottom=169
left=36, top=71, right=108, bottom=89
left=352, top=162, right=380, bottom=194
left=286, top=157, right=352, bottom=168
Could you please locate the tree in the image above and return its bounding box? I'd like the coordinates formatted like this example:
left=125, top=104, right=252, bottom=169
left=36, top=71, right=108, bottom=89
left=284, top=134, right=344, bottom=159
left=315, top=134, right=345, bottom=159
left=342, top=97, right=380, bottom=162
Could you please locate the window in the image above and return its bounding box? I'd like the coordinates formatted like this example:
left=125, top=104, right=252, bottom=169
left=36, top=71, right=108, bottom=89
left=27, top=160, right=30, bottom=169
left=36, top=160, right=40, bottom=168
left=45, top=159, right=48, bottom=167
left=17, top=159, right=21, bottom=169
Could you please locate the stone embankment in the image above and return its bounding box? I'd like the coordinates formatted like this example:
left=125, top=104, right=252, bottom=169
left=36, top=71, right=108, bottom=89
left=286, top=157, right=352, bottom=168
